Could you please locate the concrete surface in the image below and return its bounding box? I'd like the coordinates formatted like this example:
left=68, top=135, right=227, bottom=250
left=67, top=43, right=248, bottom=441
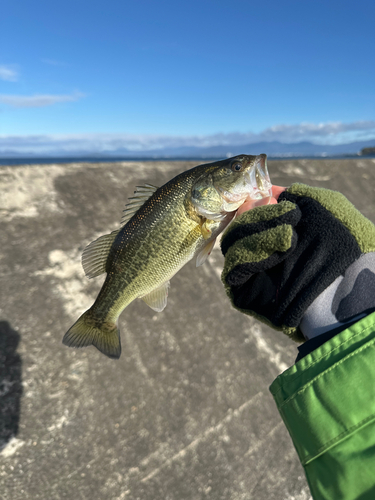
left=1, top=157, right=375, bottom=499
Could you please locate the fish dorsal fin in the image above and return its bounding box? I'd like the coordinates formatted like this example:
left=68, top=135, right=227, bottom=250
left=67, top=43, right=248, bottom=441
left=82, top=229, right=120, bottom=278
left=196, top=238, right=216, bottom=267
left=121, top=183, right=159, bottom=226
left=140, top=281, right=170, bottom=312
left=82, top=184, right=158, bottom=278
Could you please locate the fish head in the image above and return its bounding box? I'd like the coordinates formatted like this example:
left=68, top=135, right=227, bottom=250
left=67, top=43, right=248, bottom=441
left=190, top=154, right=272, bottom=220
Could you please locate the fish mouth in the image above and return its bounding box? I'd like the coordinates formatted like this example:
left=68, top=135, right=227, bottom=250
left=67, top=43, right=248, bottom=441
left=245, top=153, right=272, bottom=199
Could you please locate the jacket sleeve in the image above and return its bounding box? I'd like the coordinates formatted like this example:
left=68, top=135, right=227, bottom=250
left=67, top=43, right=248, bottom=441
left=269, top=311, right=375, bottom=500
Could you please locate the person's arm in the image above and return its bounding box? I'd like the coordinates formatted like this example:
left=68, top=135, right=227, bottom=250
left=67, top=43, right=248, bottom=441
left=221, top=184, right=375, bottom=500
left=271, top=313, right=375, bottom=500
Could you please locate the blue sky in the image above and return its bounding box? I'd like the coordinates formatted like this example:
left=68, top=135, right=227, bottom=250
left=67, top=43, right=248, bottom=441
left=1, top=0, right=374, bottom=154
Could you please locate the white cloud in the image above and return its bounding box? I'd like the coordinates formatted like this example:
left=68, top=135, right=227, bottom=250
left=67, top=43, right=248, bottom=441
left=0, top=121, right=374, bottom=155
left=0, top=65, right=19, bottom=82
left=0, top=91, right=85, bottom=108
left=257, top=121, right=375, bottom=143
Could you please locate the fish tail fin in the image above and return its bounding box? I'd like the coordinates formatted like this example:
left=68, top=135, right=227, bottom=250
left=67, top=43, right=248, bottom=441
left=63, top=309, right=121, bottom=360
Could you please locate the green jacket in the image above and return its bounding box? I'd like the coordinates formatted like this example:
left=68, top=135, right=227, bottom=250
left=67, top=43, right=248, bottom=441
left=270, top=311, right=375, bottom=500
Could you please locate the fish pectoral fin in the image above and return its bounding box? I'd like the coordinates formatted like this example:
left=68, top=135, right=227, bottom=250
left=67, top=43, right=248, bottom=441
left=82, top=229, right=120, bottom=278
left=200, top=220, right=213, bottom=240
left=200, top=219, right=221, bottom=240
left=140, top=281, right=170, bottom=312
left=196, top=238, right=217, bottom=267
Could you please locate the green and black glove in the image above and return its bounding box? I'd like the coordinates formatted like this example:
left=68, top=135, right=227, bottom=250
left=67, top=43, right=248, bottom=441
left=221, top=184, right=375, bottom=342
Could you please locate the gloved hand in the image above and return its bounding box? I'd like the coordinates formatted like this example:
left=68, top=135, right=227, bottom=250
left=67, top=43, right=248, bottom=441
left=221, top=183, right=375, bottom=342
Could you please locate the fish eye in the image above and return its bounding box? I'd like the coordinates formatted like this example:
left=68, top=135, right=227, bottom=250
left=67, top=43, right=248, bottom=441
left=231, top=162, right=243, bottom=172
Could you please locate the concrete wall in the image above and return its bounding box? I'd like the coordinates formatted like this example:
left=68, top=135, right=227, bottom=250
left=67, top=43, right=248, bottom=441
left=1, top=158, right=375, bottom=499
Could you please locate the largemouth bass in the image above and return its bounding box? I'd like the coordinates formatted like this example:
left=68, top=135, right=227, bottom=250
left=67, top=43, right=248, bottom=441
left=63, top=154, right=271, bottom=359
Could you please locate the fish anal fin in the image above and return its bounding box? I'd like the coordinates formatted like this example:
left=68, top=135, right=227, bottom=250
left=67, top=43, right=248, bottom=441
left=196, top=238, right=216, bottom=267
left=140, top=281, right=170, bottom=312
left=82, top=229, right=119, bottom=278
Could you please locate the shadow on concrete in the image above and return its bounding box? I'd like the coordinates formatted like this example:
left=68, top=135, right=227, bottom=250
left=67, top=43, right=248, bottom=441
left=0, top=321, right=22, bottom=450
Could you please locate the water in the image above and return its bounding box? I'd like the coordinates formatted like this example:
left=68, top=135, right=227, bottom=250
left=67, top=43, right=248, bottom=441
left=0, top=154, right=373, bottom=166
left=0, top=156, right=214, bottom=166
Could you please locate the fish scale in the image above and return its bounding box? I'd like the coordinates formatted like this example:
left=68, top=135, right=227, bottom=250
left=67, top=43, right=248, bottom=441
left=63, top=154, right=271, bottom=359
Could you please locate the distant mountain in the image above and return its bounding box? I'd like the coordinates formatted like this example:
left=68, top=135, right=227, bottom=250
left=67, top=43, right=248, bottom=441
left=100, top=139, right=374, bottom=158
left=1, top=139, right=375, bottom=159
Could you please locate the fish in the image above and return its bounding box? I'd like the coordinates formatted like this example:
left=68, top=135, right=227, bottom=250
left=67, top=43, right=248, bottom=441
left=63, top=154, right=272, bottom=359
